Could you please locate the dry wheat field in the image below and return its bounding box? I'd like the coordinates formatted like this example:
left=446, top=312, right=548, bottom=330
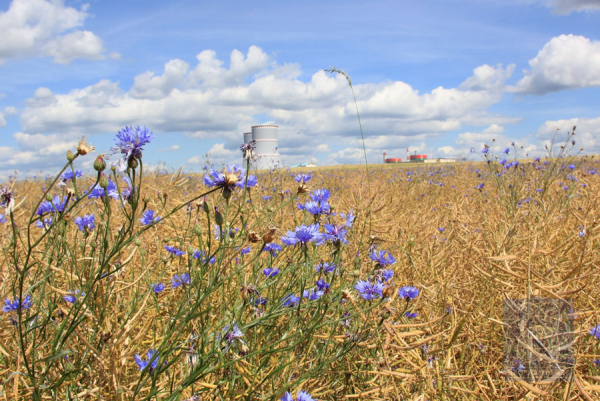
left=0, top=128, right=599, bottom=400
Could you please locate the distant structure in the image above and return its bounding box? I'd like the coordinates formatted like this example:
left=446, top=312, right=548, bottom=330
left=409, top=154, right=427, bottom=162
left=243, top=125, right=281, bottom=170
left=425, top=158, right=456, bottom=164
left=385, top=158, right=402, bottom=163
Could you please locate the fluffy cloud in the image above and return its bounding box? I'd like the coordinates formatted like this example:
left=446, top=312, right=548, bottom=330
left=545, top=0, right=600, bottom=14
left=0, top=0, right=114, bottom=64
left=511, top=34, right=600, bottom=94
left=535, top=117, right=600, bottom=153
left=460, top=64, right=515, bottom=92
left=5, top=45, right=523, bottom=175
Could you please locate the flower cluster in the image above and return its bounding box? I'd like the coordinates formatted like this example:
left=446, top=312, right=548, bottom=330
left=112, top=125, right=154, bottom=172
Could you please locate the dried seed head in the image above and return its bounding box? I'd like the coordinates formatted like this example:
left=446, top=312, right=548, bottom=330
left=297, top=183, right=309, bottom=194
left=248, top=232, right=261, bottom=243
left=77, top=137, right=95, bottom=156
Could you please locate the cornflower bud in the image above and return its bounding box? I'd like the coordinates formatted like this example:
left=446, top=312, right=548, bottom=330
left=214, top=207, right=223, bottom=226
left=94, top=156, right=106, bottom=172
left=67, top=150, right=76, bottom=161
left=99, top=174, right=109, bottom=189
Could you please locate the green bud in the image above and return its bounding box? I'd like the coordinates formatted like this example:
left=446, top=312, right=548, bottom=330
left=93, top=156, right=106, bottom=172
left=111, top=165, right=117, bottom=173
left=99, top=174, right=109, bottom=189
left=193, top=225, right=202, bottom=236
left=46, top=193, right=53, bottom=202
left=67, top=150, right=76, bottom=162
left=134, top=238, right=142, bottom=246
left=222, top=187, right=232, bottom=200
left=215, top=208, right=223, bottom=226
left=128, top=157, right=138, bottom=170
left=202, top=201, right=210, bottom=214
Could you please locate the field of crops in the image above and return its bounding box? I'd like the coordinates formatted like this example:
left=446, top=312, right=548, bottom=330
left=1, top=128, right=599, bottom=400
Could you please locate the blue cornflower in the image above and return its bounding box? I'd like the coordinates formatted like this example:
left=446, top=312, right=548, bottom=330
left=315, top=279, right=330, bottom=290
left=354, top=280, right=384, bottom=301
left=568, top=164, right=576, bottom=170
left=263, top=267, right=279, bottom=278
left=74, top=214, right=95, bottom=232
left=321, top=224, right=349, bottom=244
left=239, top=245, right=251, bottom=256
left=499, top=159, right=507, bottom=165
left=252, top=297, right=267, bottom=306
left=134, top=349, right=159, bottom=372
left=283, top=294, right=301, bottom=307
left=379, top=269, right=394, bottom=283
left=405, top=312, right=418, bottom=319
left=534, top=157, right=541, bottom=162
left=511, top=358, right=525, bottom=373
left=303, top=289, right=325, bottom=301
left=294, top=173, right=311, bottom=183
left=0, top=214, right=6, bottom=224
left=369, top=250, right=396, bottom=267
left=60, top=170, right=83, bottom=182
left=112, top=126, right=154, bottom=172
left=303, top=201, right=330, bottom=216
left=120, top=176, right=134, bottom=201
left=235, top=174, right=258, bottom=189
left=3, top=295, right=33, bottom=313
left=140, top=210, right=161, bottom=226
left=263, top=243, right=282, bottom=257
left=151, top=283, right=165, bottom=293
left=171, top=273, right=191, bottom=288
left=35, top=217, right=53, bottom=230
left=64, top=290, right=85, bottom=303
left=281, top=391, right=315, bottom=401
left=594, top=359, right=600, bottom=368
left=203, top=164, right=245, bottom=191
left=310, top=188, right=330, bottom=203
left=438, top=227, right=445, bottom=232
left=316, top=262, right=336, bottom=274
left=476, top=183, right=484, bottom=190
left=281, top=224, right=322, bottom=246
left=503, top=148, right=510, bottom=154
left=262, top=195, right=273, bottom=201
left=165, top=245, right=185, bottom=256
left=221, top=322, right=245, bottom=350
left=590, top=324, right=600, bottom=340
left=481, top=147, right=489, bottom=154
left=37, top=195, right=66, bottom=215
left=87, top=179, right=119, bottom=200
left=398, top=286, right=420, bottom=300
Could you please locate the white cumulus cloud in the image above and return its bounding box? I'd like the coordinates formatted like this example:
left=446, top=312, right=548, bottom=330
left=511, top=34, right=600, bottom=94
left=0, top=0, right=114, bottom=64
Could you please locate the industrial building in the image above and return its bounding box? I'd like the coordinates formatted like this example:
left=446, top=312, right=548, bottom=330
left=243, top=125, right=282, bottom=170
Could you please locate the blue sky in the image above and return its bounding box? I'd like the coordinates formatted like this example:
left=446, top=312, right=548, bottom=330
left=1, top=0, right=600, bottom=178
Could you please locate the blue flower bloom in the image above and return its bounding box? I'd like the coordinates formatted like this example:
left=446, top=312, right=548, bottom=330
left=303, top=289, right=325, bottom=301
left=64, top=290, right=85, bottom=303
left=87, top=179, right=119, bottom=200
left=405, top=312, right=418, bottom=319
left=369, top=250, right=396, bottom=267
left=203, top=164, right=245, bottom=191
left=499, top=158, right=507, bottom=165
left=590, top=324, right=600, bottom=340
left=315, top=278, right=330, bottom=290
left=239, top=245, right=251, bottom=255
left=0, top=214, right=6, bottom=224
left=481, top=147, right=489, bottom=154
left=398, top=286, right=420, bottom=300
left=263, top=243, right=282, bottom=257
left=74, top=214, right=95, bottom=232
left=221, top=322, right=245, bottom=350
left=37, top=195, right=66, bottom=215
left=3, top=295, right=33, bottom=313
left=294, top=173, right=311, bottom=183
left=60, top=170, right=83, bottom=181
left=281, top=391, right=314, bottom=401
left=354, top=280, right=384, bottom=300
left=171, top=273, right=191, bottom=288
left=134, top=349, right=159, bottom=372
left=310, top=188, right=330, bottom=203
left=568, top=164, right=576, bottom=170
left=165, top=245, right=185, bottom=256
left=112, top=126, right=154, bottom=172
left=503, top=148, right=510, bottom=154
left=151, top=283, right=165, bottom=293
left=379, top=269, right=394, bottom=283
left=263, top=267, right=279, bottom=278
left=316, top=262, right=336, bottom=274
left=235, top=174, right=258, bottom=189
left=283, top=294, right=301, bottom=307
left=303, top=200, right=330, bottom=216
left=35, top=217, right=53, bottom=230
left=281, top=224, right=322, bottom=246
left=140, top=210, right=161, bottom=226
